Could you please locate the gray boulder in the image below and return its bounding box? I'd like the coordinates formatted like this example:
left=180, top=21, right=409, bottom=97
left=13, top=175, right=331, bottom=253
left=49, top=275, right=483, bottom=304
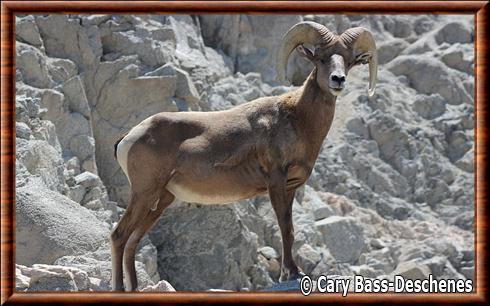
left=315, top=216, right=365, bottom=263
left=149, top=203, right=261, bottom=291
left=460, top=266, right=474, bottom=282
left=359, top=247, right=396, bottom=275
left=16, top=42, right=55, bottom=88
left=99, top=19, right=174, bottom=68
left=447, top=130, right=472, bottom=162
left=135, top=240, right=161, bottom=283
left=383, top=16, right=413, bottom=38
left=30, top=120, right=60, bottom=151
left=386, top=55, right=473, bottom=105
left=365, top=111, right=413, bottom=177
left=16, top=266, right=31, bottom=290
left=35, top=15, right=102, bottom=71
left=61, top=76, right=91, bottom=118
left=16, top=93, right=40, bottom=123
left=440, top=44, right=474, bottom=74
left=68, top=185, right=86, bottom=203
left=294, top=244, right=322, bottom=275
left=412, top=94, right=446, bottom=120
left=16, top=122, right=32, bottom=139
left=454, top=148, right=473, bottom=173
left=345, top=117, right=369, bottom=138
left=145, top=63, right=200, bottom=109
left=75, top=171, right=102, bottom=189
left=377, top=38, right=409, bottom=64
left=141, top=280, right=176, bottom=292
left=199, top=15, right=302, bottom=84
left=413, top=16, right=436, bottom=35
left=37, top=87, right=97, bottom=173
left=390, top=260, right=431, bottom=280
left=16, top=16, right=43, bottom=48
left=16, top=139, right=65, bottom=192
left=47, top=58, right=78, bottom=84
left=16, top=264, right=89, bottom=292
left=434, top=22, right=473, bottom=45
left=375, top=197, right=413, bottom=221
left=54, top=251, right=155, bottom=291
left=301, top=186, right=336, bottom=221
left=16, top=181, right=109, bottom=265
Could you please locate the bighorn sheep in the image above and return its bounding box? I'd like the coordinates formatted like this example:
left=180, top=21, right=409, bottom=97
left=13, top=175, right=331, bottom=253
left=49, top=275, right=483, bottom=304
left=111, top=21, right=377, bottom=291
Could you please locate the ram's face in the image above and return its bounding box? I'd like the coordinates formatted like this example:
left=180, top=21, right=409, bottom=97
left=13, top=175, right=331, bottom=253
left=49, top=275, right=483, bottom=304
left=297, top=43, right=356, bottom=97
left=317, top=53, right=346, bottom=96
left=278, top=22, right=377, bottom=97
left=316, top=44, right=356, bottom=96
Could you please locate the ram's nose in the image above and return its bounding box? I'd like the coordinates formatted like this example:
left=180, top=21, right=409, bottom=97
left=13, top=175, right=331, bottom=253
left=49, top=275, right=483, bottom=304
left=330, top=74, right=346, bottom=89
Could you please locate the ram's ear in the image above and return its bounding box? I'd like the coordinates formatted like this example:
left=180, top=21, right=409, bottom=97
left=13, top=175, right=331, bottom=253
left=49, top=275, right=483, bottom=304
left=296, top=44, right=315, bottom=61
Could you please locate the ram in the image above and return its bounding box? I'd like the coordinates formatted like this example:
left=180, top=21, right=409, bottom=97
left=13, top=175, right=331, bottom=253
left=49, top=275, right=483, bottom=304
left=111, top=21, right=377, bottom=291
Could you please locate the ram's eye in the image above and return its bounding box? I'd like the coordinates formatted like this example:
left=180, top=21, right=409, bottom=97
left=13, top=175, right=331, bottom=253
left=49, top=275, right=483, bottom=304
left=320, top=59, right=326, bottom=64
left=356, top=52, right=372, bottom=64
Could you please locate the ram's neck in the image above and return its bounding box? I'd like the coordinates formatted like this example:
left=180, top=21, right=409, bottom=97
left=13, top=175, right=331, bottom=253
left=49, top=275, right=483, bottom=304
left=293, top=69, right=337, bottom=162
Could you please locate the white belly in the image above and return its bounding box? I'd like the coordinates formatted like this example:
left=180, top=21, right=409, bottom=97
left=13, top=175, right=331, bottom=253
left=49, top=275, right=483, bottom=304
left=166, top=181, right=241, bottom=205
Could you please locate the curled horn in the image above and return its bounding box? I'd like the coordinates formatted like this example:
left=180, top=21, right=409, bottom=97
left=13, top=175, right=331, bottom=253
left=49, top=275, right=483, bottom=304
left=276, top=21, right=336, bottom=84
left=340, top=27, right=378, bottom=97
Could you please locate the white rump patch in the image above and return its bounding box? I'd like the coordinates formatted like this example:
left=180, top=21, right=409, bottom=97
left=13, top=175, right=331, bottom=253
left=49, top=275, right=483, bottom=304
left=116, top=117, right=153, bottom=185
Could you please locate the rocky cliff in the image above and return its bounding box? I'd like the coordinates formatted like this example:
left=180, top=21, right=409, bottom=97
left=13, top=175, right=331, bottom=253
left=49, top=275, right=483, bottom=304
left=15, top=14, right=474, bottom=291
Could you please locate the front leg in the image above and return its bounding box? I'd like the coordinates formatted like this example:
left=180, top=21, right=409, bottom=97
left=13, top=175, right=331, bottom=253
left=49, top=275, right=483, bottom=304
left=267, top=169, right=303, bottom=282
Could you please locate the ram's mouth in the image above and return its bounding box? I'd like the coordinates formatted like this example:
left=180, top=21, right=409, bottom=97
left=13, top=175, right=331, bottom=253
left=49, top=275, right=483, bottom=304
left=329, top=87, right=343, bottom=96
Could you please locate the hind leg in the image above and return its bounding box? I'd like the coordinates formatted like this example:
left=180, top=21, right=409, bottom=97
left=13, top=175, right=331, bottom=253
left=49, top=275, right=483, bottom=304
left=111, top=191, right=141, bottom=291
left=123, top=189, right=175, bottom=291
left=110, top=190, right=158, bottom=291
left=112, top=131, right=179, bottom=291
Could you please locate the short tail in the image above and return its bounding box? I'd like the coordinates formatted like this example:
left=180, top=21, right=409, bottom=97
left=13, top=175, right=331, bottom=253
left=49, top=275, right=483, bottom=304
left=114, top=132, right=129, bottom=160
